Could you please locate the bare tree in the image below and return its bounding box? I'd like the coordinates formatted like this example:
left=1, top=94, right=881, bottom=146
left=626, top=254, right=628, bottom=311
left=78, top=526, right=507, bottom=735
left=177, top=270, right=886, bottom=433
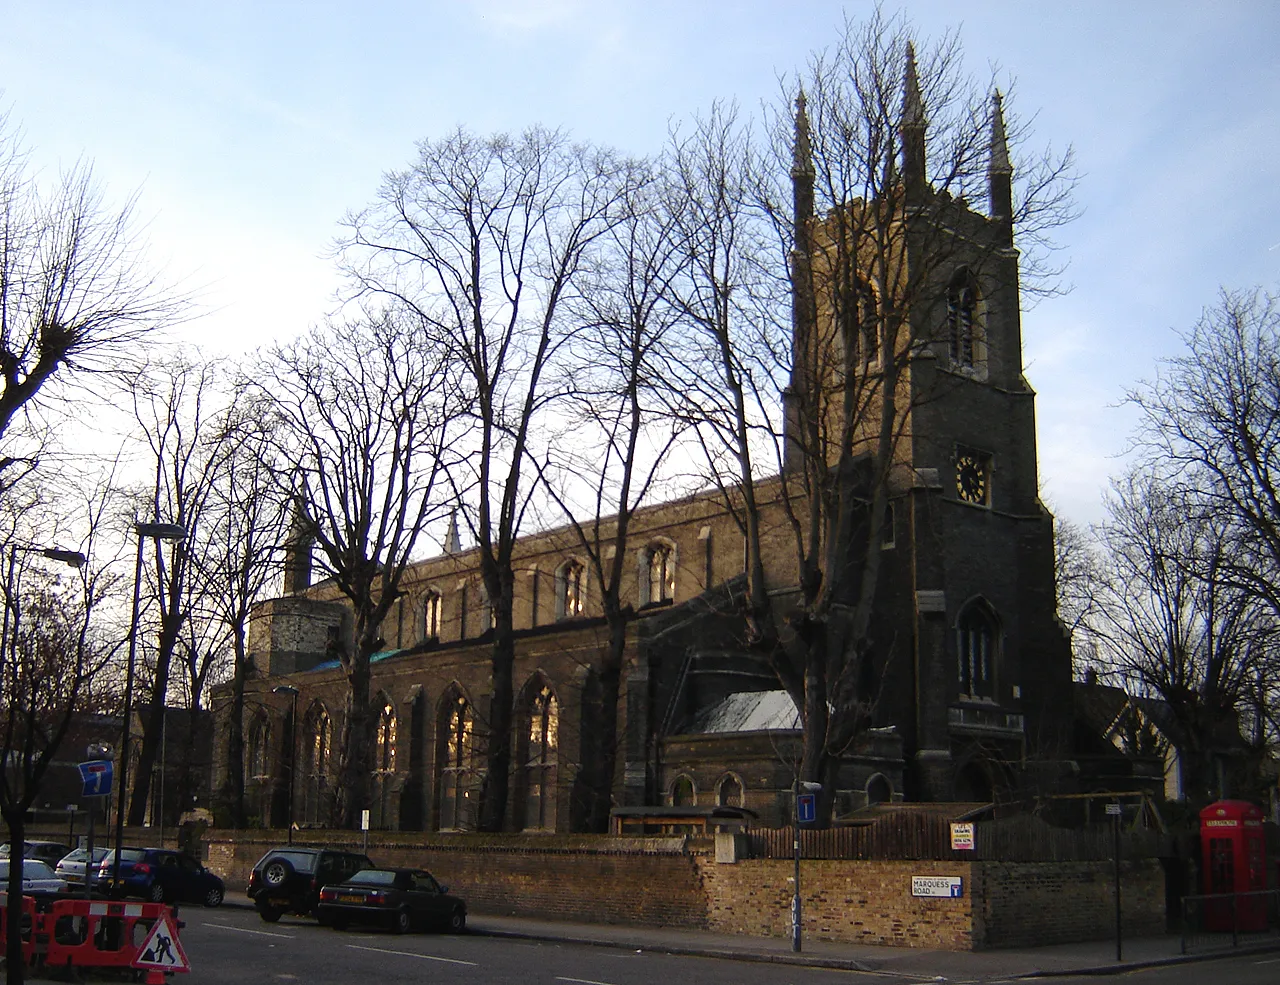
left=1128, top=288, right=1280, bottom=619
left=534, top=173, right=689, bottom=831
left=123, top=354, right=225, bottom=827
left=0, top=111, right=186, bottom=495
left=667, top=10, right=1077, bottom=821
left=0, top=494, right=119, bottom=985
left=251, top=313, right=461, bottom=828
left=201, top=387, right=291, bottom=827
left=1052, top=510, right=1104, bottom=664
left=336, top=128, right=642, bottom=830
left=1090, top=467, right=1271, bottom=805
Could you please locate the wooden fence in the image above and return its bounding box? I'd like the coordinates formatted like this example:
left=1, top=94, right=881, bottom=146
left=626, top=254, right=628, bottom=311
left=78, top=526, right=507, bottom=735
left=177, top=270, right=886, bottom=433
left=748, top=812, right=1173, bottom=862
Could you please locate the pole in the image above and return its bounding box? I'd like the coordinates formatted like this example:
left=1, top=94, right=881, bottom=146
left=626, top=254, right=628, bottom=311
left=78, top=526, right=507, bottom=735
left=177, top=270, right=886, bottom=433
left=287, top=691, right=298, bottom=845
left=157, top=711, right=166, bottom=848
left=792, top=778, right=801, bottom=953
left=85, top=806, right=95, bottom=901
left=1113, top=807, right=1122, bottom=962
left=0, top=546, right=17, bottom=681
left=111, top=533, right=148, bottom=889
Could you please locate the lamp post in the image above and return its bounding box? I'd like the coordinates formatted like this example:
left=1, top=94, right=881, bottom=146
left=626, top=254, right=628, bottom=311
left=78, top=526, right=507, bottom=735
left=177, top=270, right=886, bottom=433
left=111, top=521, right=186, bottom=891
left=0, top=544, right=87, bottom=673
left=272, top=685, right=300, bottom=844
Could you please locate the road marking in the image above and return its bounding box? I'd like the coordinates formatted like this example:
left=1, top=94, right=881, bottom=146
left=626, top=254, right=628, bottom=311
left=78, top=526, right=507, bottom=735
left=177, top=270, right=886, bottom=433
left=345, top=944, right=477, bottom=966
left=556, top=978, right=619, bottom=985
left=202, top=923, right=296, bottom=940
left=1255, top=957, right=1280, bottom=965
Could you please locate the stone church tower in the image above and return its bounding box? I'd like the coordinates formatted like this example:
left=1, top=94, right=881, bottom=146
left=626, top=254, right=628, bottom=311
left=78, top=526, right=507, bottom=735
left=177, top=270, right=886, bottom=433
left=783, top=49, right=1075, bottom=802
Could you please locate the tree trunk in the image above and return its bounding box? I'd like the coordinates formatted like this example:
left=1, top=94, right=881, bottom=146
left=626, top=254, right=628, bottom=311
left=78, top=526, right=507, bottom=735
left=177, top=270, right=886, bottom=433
left=222, top=646, right=248, bottom=827
left=337, top=653, right=374, bottom=829
left=580, top=611, right=628, bottom=833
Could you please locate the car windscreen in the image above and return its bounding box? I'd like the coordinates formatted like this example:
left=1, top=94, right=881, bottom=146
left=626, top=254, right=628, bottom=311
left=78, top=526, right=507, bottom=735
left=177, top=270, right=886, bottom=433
left=262, top=851, right=317, bottom=874
left=346, top=869, right=396, bottom=886
left=61, top=849, right=89, bottom=863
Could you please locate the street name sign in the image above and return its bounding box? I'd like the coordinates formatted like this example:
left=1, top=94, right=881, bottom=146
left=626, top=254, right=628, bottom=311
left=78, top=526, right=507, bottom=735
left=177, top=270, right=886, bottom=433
left=911, top=875, right=963, bottom=898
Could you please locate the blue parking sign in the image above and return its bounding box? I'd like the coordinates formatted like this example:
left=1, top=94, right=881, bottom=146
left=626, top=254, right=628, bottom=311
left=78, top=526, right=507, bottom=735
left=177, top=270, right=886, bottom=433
left=78, top=760, right=113, bottom=798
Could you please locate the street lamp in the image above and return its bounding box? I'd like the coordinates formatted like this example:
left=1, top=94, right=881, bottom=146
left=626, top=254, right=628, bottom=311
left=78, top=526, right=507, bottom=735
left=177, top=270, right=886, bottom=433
left=0, top=544, right=88, bottom=672
left=111, top=521, right=186, bottom=890
left=273, top=685, right=300, bottom=844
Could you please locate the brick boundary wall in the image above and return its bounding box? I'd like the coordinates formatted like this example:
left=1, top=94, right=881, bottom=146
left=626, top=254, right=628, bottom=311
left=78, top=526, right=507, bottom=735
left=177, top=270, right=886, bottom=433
left=199, top=829, right=1165, bottom=950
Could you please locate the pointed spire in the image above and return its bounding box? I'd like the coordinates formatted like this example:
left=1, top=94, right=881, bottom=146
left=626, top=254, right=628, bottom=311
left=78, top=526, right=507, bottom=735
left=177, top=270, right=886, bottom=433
left=443, top=509, right=461, bottom=554
left=791, top=89, right=814, bottom=181
left=903, top=42, right=925, bottom=130
left=901, top=42, right=927, bottom=195
left=989, top=90, right=1012, bottom=176
left=987, top=90, right=1014, bottom=242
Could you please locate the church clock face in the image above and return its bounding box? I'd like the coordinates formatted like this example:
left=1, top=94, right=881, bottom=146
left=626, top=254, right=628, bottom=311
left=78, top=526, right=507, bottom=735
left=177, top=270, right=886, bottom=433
left=956, top=452, right=989, bottom=505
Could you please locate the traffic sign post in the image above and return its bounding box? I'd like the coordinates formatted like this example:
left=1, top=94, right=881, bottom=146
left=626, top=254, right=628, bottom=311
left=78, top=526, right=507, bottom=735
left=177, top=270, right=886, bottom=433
left=77, top=760, right=112, bottom=799
left=78, top=753, right=113, bottom=900
left=791, top=780, right=822, bottom=953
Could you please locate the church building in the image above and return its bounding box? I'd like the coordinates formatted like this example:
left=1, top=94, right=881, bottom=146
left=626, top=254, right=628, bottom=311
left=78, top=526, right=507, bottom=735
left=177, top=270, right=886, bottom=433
left=215, top=52, right=1077, bottom=833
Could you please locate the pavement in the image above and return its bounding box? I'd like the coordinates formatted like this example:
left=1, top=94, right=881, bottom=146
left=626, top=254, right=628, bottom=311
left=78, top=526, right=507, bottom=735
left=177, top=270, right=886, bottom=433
left=220, top=896, right=1280, bottom=980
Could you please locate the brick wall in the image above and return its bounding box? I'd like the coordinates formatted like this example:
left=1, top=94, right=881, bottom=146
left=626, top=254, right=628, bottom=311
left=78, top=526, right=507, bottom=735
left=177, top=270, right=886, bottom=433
left=976, top=860, right=1166, bottom=948
left=698, top=857, right=976, bottom=949
left=202, top=830, right=1165, bottom=950
left=206, top=830, right=707, bottom=929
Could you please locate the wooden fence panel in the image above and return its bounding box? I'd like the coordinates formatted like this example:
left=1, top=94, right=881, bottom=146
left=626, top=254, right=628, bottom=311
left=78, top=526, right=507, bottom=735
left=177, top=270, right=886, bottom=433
left=748, top=815, right=1172, bottom=862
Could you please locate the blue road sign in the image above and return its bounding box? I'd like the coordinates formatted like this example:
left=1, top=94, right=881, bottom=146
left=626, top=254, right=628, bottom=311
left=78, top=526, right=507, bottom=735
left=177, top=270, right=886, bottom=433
left=77, top=760, right=113, bottom=798
left=797, top=792, right=817, bottom=824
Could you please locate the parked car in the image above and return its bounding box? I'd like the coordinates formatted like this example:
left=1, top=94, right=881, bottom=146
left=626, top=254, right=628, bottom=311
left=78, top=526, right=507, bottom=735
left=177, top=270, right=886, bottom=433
left=247, top=847, right=374, bottom=923
left=0, top=858, right=68, bottom=893
left=55, top=846, right=110, bottom=888
left=0, top=841, right=72, bottom=867
left=316, top=867, right=466, bottom=934
left=97, top=848, right=225, bottom=907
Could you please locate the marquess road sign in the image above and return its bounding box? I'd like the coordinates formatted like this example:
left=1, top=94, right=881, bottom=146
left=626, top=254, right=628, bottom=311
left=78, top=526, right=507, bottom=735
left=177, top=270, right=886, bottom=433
left=911, top=875, right=964, bottom=898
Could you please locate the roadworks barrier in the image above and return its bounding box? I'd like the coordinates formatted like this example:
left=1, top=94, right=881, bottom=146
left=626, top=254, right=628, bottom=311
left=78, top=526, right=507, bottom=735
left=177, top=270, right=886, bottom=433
left=0, top=893, right=189, bottom=979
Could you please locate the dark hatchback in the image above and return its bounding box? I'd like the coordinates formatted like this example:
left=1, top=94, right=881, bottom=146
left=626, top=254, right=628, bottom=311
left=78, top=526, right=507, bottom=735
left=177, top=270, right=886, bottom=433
left=316, top=868, right=466, bottom=934
left=97, top=848, right=225, bottom=907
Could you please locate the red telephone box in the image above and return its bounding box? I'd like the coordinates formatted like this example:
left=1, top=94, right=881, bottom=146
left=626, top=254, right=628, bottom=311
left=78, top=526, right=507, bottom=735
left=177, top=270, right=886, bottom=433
left=1199, top=800, right=1267, bottom=931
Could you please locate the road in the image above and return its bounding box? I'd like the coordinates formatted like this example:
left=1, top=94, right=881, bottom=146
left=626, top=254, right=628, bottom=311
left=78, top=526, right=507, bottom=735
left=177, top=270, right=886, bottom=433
left=171, top=905, right=1280, bottom=985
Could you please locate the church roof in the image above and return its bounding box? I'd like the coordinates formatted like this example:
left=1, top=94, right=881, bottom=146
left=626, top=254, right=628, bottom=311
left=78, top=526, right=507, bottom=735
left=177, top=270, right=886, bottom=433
left=689, top=689, right=801, bottom=733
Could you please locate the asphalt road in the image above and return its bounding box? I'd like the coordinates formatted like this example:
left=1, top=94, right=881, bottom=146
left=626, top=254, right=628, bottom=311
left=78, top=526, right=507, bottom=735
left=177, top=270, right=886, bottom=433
left=171, top=906, right=1280, bottom=985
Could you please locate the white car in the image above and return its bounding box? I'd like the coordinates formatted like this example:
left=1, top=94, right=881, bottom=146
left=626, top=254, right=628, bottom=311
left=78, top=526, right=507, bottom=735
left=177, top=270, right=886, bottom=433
left=55, top=847, right=110, bottom=887
left=0, top=858, right=69, bottom=893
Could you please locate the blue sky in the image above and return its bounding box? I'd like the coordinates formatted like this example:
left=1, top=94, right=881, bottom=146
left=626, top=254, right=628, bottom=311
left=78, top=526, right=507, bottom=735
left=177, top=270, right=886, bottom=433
left=3, top=1, right=1278, bottom=527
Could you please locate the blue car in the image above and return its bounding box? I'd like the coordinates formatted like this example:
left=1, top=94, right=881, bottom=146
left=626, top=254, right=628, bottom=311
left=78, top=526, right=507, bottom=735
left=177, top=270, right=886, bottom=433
left=98, top=848, right=224, bottom=907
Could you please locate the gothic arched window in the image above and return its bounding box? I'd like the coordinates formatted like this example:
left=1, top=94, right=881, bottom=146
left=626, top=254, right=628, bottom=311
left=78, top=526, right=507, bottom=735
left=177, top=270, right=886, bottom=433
left=670, top=775, right=696, bottom=807
left=437, top=691, right=475, bottom=830
left=717, top=774, right=743, bottom=807
left=556, top=560, right=584, bottom=620
left=957, top=601, right=998, bottom=698
left=842, top=277, right=880, bottom=368
left=423, top=591, right=442, bottom=640
left=645, top=543, right=675, bottom=606
left=301, top=703, right=332, bottom=825
left=247, top=714, right=271, bottom=779
left=521, top=683, right=559, bottom=830
left=371, top=695, right=397, bottom=829
left=947, top=267, right=981, bottom=369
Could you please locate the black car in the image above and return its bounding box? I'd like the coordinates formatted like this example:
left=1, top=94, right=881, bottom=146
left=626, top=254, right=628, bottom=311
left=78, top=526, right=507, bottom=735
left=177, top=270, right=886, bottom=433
left=247, top=847, right=374, bottom=922
left=316, top=867, right=466, bottom=934
left=97, top=848, right=225, bottom=907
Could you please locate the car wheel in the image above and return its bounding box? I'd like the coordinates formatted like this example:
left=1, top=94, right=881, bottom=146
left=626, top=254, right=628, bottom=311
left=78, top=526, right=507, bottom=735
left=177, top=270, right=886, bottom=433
left=393, top=907, right=412, bottom=935
left=262, top=858, right=293, bottom=888
left=203, top=886, right=224, bottom=908
left=448, top=907, right=466, bottom=934
left=148, top=882, right=165, bottom=904
left=257, top=903, right=283, bottom=923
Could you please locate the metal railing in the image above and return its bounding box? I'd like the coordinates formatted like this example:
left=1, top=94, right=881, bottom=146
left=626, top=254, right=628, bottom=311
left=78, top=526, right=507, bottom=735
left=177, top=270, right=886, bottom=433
left=1180, top=889, right=1280, bottom=953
